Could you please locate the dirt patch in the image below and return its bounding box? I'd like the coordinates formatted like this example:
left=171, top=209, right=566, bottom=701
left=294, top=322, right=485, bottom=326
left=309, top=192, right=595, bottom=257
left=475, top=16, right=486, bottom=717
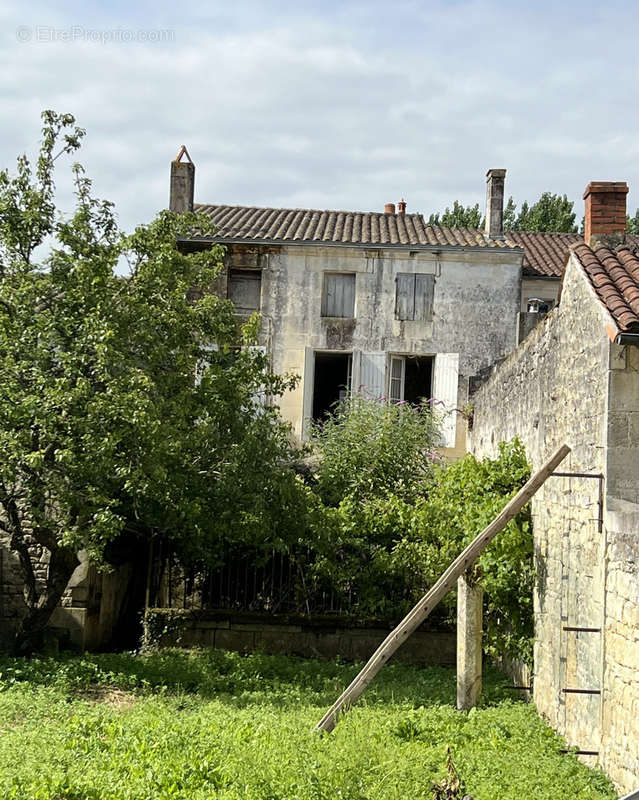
left=78, top=686, right=137, bottom=711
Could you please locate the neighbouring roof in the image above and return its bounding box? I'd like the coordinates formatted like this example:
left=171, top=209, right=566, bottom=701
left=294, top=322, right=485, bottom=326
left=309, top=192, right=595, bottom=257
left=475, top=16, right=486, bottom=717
left=189, top=202, right=639, bottom=279
left=192, top=204, right=518, bottom=250
left=571, top=242, right=639, bottom=332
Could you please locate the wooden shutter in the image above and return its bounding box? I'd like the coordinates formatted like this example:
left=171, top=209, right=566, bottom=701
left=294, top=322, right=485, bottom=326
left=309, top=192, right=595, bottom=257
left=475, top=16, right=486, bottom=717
left=322, top=274, right=355, bottom=317
left=360, top=352, right=386, bottom=399
left=395, top=274, right=415, bottom=320
left=301, top=347, right=315, bottom=439
left=433, top=353, right=459, bottom=448
left=230, top=270, right=261, bottom=312
left=414, top=274, right=434, bottom=321
left=389, top=356, right=405, bottom=403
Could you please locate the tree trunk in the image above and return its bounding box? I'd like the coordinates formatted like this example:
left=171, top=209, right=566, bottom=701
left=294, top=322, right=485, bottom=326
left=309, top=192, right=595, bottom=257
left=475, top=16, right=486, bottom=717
left=13, top=545, right=79, bottom=656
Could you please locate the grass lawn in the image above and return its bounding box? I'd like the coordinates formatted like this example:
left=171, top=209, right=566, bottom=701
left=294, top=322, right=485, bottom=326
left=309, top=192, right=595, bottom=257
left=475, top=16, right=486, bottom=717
left=0, top=649, right=616, bottom=800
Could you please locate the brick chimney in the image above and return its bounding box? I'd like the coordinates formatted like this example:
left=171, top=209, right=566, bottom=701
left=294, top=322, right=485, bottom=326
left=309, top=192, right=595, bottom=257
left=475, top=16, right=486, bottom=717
left=384, top=202, right=396, bottom=214
left=397, top=198, right=407, bottom=214
left=484, top=169, right=506, bottom=238
left=583, top=181, right=628, bottom=248
left=169, top=145, right=195, bottom=214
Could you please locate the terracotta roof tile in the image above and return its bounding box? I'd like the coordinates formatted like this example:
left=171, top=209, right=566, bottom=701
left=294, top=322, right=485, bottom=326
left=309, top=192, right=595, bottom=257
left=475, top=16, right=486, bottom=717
left=192, top=204, right=517, bottom=251
left=189, top=203, right=639, bottom=279
left=572, top=242, right=639, bottom=332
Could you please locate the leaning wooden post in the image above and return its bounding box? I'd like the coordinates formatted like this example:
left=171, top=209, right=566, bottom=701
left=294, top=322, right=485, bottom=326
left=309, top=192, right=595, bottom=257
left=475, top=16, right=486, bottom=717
left=315, top=444, right=570, bottom=733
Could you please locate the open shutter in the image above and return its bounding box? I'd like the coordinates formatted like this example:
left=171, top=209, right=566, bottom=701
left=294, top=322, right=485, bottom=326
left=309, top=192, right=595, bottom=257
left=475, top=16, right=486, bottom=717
left=246, top=345, right=267, bottom=407
left=433, top=353, right=459, bottom=448
left=360, top=352, right=386, bottom=399
left=301, top=346, right=315, bottom=439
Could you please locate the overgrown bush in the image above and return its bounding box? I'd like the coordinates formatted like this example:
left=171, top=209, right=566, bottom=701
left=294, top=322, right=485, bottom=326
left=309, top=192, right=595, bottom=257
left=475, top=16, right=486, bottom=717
left=306, top=438, right=534, bottom=663
left=310, top=396, right=441, bottom=506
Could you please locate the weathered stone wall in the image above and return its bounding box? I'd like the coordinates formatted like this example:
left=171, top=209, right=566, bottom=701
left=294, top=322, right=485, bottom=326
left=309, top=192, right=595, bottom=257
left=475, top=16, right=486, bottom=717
left=469, top=255, right=639, bottom=794
left=252, top=243, right=522, bottom=457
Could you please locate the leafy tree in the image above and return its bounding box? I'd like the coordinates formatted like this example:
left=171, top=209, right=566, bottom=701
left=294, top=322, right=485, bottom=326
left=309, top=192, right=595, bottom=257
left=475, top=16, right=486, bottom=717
left=627, top=208, right=639, bottom=234
left=430, top=191, right=578, bottom=233
left=0, top=111, right=301, bottom=653
left=510, top=192, right=577, bottom=233
left=427, top=201, right=484, bottom=229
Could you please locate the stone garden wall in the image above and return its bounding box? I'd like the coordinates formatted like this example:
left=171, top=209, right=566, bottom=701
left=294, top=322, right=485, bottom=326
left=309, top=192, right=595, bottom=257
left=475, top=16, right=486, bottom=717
left=469, top=255, right=639, bottom=794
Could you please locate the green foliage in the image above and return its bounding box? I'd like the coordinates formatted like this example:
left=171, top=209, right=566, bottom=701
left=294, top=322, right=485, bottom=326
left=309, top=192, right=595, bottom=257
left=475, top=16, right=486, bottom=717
left=429, top=192, right=578, bottom=233
left=0, top=650, right=617, bottom=800
left=307, top=439, right=534, bottom=663
left=0, top=111, right=303, bottom=651
left=509, top=192, right=577, bottom=233
left=626, top=208, right=639, bottom=234
left=428, top=201, right=484, bottom=229
left=311, top=396, right=441, bottom=507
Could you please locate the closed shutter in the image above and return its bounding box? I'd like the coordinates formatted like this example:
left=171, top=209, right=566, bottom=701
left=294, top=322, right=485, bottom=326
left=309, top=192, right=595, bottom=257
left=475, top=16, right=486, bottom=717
left=395, top=274, right=415, bottom=320
left=360, top=352, right=386, bottom=399
left=433, top=352, right=459, bottom=448
left=322, top=273, right=355, bottom=317
left=414, top=274, right=434, bottom=321
left=395, top=273, right=434, bottom=321
left=230, top=270, right=261, bottom=312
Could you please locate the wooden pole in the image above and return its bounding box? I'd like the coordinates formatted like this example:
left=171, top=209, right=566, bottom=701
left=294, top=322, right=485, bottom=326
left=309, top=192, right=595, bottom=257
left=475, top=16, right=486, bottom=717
left=315, top=443, right=570, bottom=733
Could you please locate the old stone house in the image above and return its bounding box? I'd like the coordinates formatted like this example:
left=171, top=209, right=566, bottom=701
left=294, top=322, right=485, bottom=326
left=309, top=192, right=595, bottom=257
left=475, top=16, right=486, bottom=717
left=172, top=153, right=595, bottom=457
left=470, top=181, right=639, bottom=794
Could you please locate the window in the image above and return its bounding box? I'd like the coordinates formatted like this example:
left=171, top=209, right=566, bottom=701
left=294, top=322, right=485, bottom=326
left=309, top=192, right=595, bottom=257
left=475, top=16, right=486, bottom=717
left=321, top=273, right=355, bottom=318
left=395, top=273, right=434, bottom=321
left=229, top=269, right=261, bottom=313
left=388, top=355, right=433, bottom=404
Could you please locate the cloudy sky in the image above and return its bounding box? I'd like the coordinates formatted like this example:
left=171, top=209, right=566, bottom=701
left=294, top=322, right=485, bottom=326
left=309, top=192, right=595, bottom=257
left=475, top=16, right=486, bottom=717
left=2, top=0, right=639, bottom=233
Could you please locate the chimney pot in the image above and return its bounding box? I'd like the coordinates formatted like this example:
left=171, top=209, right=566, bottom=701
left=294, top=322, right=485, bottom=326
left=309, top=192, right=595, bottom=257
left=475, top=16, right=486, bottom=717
left=384, top=203, right=396, bottom=214
left=398, top=198, right=407, bottom=214
left=583, top=181, right=628, bottom=247
left=169, top=145, right=195, bottom=214
left=484, top=169, right=507, bottom=238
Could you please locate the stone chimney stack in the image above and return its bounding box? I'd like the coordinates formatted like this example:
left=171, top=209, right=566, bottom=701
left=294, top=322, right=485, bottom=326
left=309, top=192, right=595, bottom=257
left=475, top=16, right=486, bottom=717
left=397, top=199, right=407, bottom=214
left=583, top=181, right=628, bottom=248
left=484, top=169, right=507, bottom=238
left=169, top=145, right=195, bottom=214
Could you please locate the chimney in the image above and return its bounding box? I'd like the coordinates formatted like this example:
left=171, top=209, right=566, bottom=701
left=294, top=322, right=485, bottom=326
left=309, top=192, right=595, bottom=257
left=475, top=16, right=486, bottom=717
left=384, top=202, right=396, bottom=214
left=397, top=198, right=407, bottom=214
left=484, top=168, right=506, bottom=238
left=169, top=145, right=195, bottom=214
left=583, top=181, right=628, bottom=248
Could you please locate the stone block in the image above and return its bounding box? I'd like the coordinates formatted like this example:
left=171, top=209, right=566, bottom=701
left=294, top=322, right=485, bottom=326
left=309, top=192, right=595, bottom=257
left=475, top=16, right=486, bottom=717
left=214, top=628, right=254, bottom=654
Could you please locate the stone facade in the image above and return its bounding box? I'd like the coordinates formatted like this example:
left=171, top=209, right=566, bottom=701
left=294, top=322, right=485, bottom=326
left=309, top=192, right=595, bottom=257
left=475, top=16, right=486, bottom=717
left=224, top=242, right=522, bottom=457
left=470, top=254, right=639, bottom=794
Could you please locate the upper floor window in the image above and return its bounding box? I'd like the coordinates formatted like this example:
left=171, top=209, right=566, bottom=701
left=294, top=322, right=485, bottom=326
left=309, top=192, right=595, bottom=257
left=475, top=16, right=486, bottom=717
left=395, top=273, right=434, bottom=321
left=321, top=273, right=355, bottom=318
left=229, top=269, right=261, bottom=313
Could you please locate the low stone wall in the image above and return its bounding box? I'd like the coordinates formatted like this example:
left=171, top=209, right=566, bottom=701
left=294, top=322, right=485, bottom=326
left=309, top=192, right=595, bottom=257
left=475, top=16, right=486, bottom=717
left=144, top=609, right=456, bottom=666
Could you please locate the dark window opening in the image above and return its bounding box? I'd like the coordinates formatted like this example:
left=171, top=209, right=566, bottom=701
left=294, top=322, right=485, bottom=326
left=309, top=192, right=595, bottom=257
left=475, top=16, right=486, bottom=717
left=312, top=352, right=352, bottom=419
left=403, top=356, right=433, bottom=404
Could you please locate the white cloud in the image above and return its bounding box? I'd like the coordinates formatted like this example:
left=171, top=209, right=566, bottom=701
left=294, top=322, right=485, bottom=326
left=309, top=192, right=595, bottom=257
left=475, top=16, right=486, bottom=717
left=2, top=0, right=639, bottom=239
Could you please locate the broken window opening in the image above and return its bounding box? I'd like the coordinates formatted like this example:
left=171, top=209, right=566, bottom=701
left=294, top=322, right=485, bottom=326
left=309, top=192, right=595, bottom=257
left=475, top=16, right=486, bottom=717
left=312, top=352, right=352, bottom=420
